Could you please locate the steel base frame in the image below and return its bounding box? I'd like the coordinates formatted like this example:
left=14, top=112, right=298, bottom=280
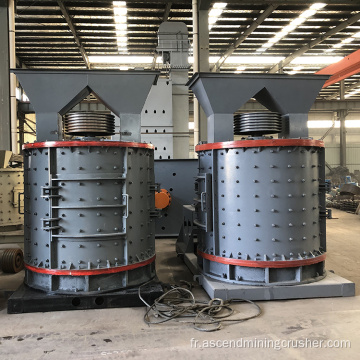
left=7, top=278, right=163, bottom=314
left=183, top=253, right=355, bottom=301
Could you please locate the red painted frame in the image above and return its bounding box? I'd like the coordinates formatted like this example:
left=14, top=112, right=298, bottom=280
left=195, top=139, right=324, bottom=151
left=23, top=141, right=154, bottom=150
left=316, top=49, right=360, bottom=88
left=198, top=250, right=326, bottom=269
left=25, top=255, right=156, bottom=276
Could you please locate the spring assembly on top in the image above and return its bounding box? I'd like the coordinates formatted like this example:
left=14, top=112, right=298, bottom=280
left=64, top=112, right=115, bottom=136
left=233, top=111, right=282, bottom=136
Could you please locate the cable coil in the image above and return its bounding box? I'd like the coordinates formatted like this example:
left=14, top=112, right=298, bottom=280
left=139, top=281, right=262, bottom=332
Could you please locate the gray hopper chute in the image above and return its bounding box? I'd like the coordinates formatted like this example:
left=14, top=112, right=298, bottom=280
left=12, top=69, right=159, bottom=142
left=187, top=72, right=329, bottom=142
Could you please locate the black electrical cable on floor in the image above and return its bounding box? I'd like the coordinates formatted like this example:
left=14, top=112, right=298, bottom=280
left=138, top=282, right=262, bottom=332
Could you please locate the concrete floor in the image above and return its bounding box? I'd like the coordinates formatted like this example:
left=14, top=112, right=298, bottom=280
left=0, top=208, right=359, bottom=359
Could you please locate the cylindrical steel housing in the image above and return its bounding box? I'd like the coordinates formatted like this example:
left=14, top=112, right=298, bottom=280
left=23, top=141, right=156, bottom=293
left=195, top=139, right=326, bottom=286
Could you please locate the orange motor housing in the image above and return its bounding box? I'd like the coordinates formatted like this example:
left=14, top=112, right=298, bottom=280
left=155, top=189, right=172, bottom=209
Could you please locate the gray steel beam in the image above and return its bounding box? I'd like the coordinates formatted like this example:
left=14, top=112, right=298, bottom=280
left=211, top=5, right=278, bottom=72
left=238, top=100, right=360, bottom=112
left=57, top=0, right=90, bottom=69
left=0, top=0, right=11, bottom=151
left=163, top=2, right=172, bottom=21
left=310, top=100, right=360, bottom=111
left=326, top=81, right=360, bottom=100
left=268, top=11, right=360, bottom=74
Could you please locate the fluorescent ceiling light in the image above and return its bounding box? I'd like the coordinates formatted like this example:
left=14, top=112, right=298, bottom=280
left=213, top=56, right=284, bottom=64
left=114, top=7, right=127, bottom=16
left=89, top=56, right=162, bottom=64
left=220, top=56, right=341, bottom=65
left=324, top=29, right=358, bottom=52
left=116, top=36, right=127, bottom=43
left=115, top=15, right=127, bottom=23
left=345, top=87, right=360, bottom=98
left=299, top=9, right=317, bottom=18
left=209, top=17, right=217, bottom=25
left=291, top=56, right=342, bottom=64
left=113, top=1, right=126, bottom=6
left=115, top=23, right=127, bottom=31
left=209, top=8, right=223, bottom=17
left=235, top=66, right=246, bottom=73
left=116, top=30, right=127, bottom=36
left=288, top=65, right=303, bottom=74
left=113, top=1, right=127, bottom=53
left=117, top=36, right=127, bottom=42
left=258, top=3, right=326, bottom=54
left=282, top=24, right=297, bottom=33
left=208, top=2, right=227, bottom=30
left=213, top=2, right=227, bottom=8
left=291, top=18, right=306, bottom=26
left=310, top=3, right=327, bottom=10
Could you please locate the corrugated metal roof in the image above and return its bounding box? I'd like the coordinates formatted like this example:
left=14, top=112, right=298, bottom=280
left=14, top=1, right=360, bottom=99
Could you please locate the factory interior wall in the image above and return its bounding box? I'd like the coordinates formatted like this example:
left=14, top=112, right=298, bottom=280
left=308, top=111, right=360, bottom=173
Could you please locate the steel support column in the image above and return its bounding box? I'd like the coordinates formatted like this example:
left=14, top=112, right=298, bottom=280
left=0, top=0, right=11, bottom=151
left=192, top=2, right=209, bottom=144
left=8, top=0, right=17, bottom=154
left=192, top=0, right=200, bottom=146
left=339, top=80, right=347, bottom=167
left=198, top=9, right=209, bottom=142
